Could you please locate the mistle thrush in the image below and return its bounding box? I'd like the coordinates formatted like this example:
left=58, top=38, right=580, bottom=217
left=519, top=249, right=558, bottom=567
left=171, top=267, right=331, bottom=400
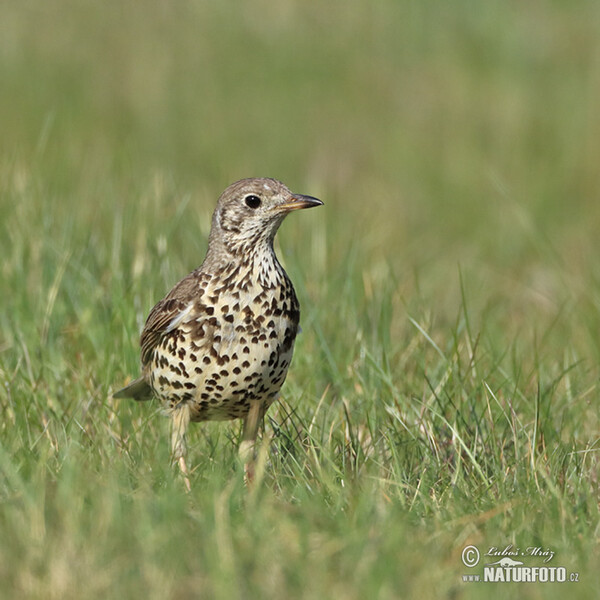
left=114, top=178, right=322, bottom=483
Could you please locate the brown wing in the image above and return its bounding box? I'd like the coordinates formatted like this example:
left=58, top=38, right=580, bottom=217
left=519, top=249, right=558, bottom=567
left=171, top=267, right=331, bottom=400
left=140, top=297, right=188, bottom=365
left=139, top=272, right=207, bottom=366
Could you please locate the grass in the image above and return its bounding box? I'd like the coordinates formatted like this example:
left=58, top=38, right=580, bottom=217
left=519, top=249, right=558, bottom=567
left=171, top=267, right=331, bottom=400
left=0, top=1, right=599, bottom=598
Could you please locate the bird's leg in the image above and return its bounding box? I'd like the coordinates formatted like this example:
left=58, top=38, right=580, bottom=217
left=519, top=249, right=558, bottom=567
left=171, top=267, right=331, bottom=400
left=177, top=456, right=191, bottom=492
left=171, top=402, right=191, bottom=492
left=239, top=401, right=264, bottom=485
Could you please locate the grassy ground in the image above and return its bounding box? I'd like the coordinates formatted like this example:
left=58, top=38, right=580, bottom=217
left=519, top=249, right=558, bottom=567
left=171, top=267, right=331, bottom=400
left=1, top=1, right=599, bottom=598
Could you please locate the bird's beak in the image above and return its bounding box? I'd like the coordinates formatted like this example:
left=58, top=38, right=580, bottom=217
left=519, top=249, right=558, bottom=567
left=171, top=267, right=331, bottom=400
left=280, top=194, right=324, bottom=211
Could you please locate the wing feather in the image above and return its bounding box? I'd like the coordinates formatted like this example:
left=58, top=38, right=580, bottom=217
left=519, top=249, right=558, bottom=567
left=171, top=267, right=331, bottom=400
left=139, top=273, right=208, bottom=366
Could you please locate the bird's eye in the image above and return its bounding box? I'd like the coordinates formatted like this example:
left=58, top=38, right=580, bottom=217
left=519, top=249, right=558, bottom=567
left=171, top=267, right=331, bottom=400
left=245, top=195, right=261, bottom=209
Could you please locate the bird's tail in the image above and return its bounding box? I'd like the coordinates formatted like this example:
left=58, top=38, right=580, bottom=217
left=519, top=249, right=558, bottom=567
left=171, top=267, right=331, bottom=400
left=113, top=376, right=152, bottom=401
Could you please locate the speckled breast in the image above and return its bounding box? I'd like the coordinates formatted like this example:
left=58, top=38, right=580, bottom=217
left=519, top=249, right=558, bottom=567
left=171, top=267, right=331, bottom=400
left=147, top=276, right=300, bottom=422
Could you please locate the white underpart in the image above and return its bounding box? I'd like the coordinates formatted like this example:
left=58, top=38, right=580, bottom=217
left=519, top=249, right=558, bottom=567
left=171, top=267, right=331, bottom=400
left=256, top=251, right=283, bottom=288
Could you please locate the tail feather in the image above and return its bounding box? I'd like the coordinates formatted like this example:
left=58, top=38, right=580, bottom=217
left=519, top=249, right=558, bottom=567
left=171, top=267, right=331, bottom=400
left=113, top=376, right=153, bottom=401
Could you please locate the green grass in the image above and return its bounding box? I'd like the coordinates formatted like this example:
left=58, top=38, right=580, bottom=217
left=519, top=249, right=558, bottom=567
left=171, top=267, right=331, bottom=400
left=1, top=1, right=599, bottom=598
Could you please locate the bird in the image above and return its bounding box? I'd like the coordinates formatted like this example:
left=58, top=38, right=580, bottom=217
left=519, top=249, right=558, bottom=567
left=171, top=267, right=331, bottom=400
left=114, top=177, right=323, bottom=486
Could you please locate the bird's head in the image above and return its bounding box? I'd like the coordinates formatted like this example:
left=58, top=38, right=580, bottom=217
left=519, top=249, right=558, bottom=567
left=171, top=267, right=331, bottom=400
left=207, top=178, right=322, bottom=257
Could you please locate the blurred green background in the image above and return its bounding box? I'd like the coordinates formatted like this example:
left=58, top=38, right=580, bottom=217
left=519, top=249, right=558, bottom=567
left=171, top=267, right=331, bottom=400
left=3, top=1, right=600, bottom=329
left=1, top=1, right=599, bottom=598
